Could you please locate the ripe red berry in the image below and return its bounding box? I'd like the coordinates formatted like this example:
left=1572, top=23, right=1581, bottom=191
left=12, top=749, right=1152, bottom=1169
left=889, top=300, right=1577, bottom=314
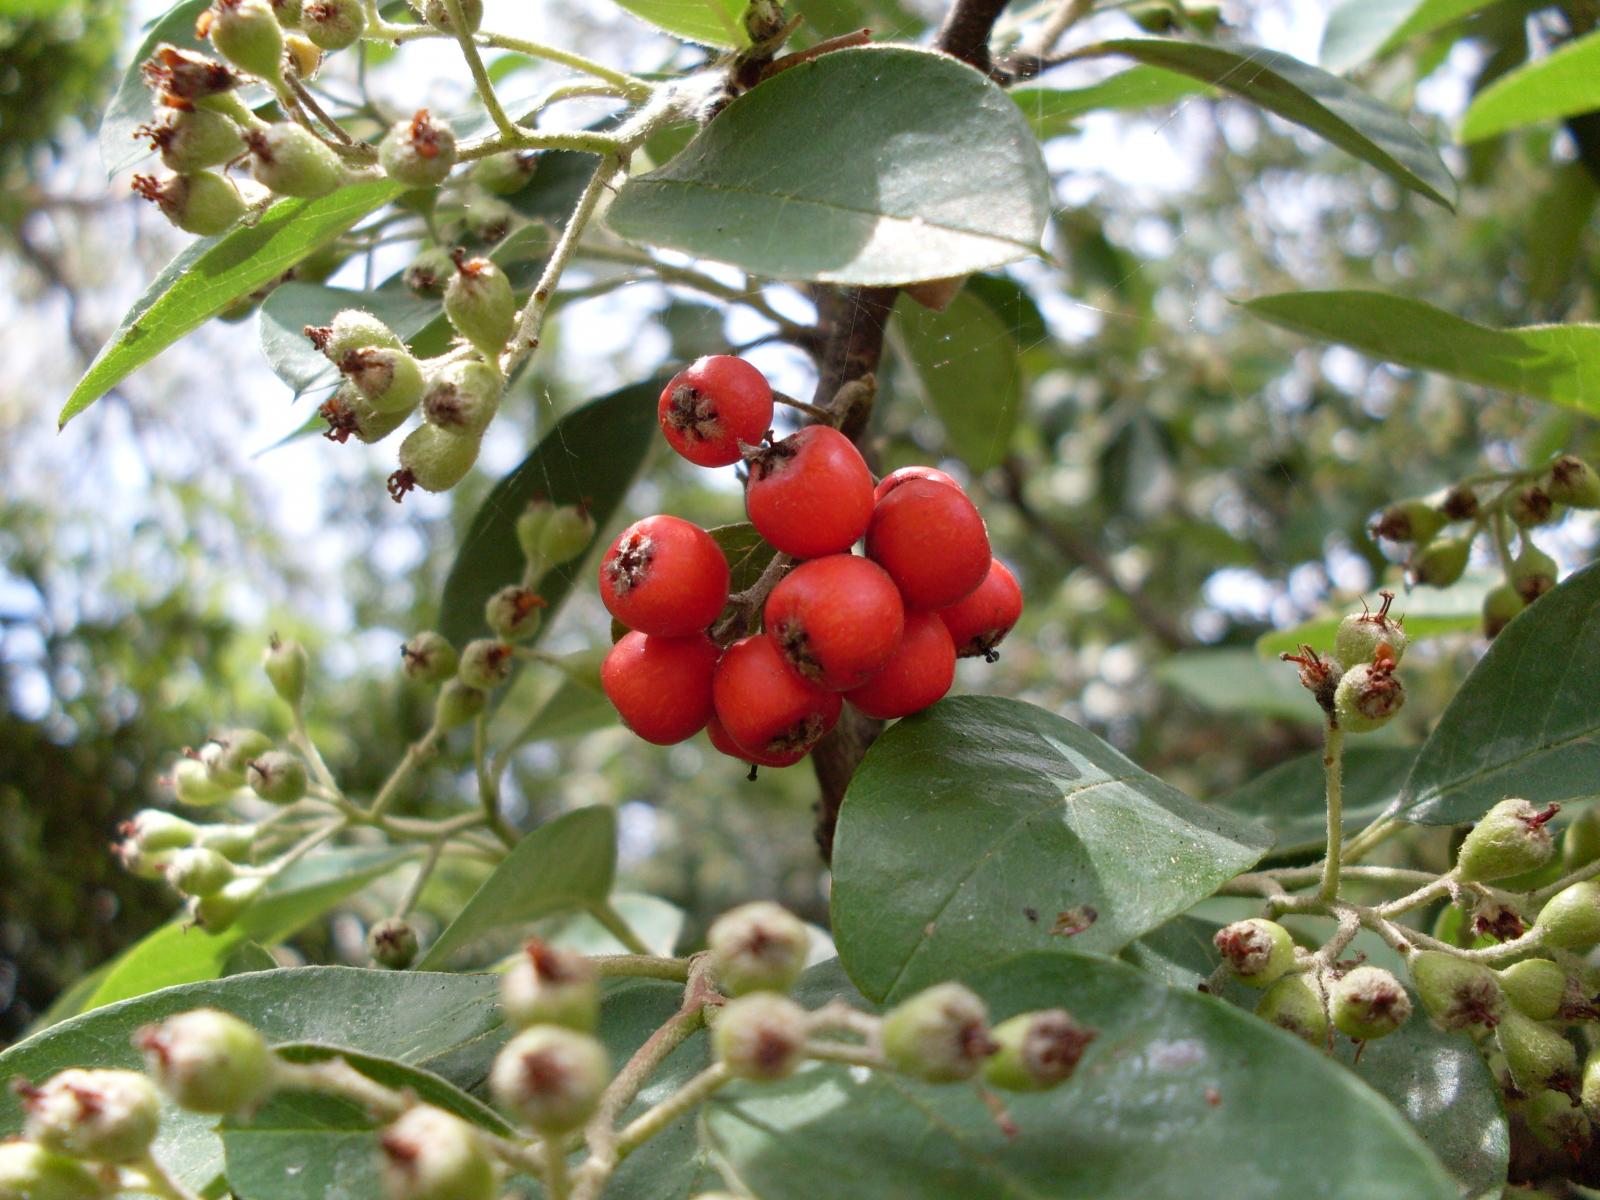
left=599, top=515, right=729, bottom=637
left=658, top=356, right=774, bottom=467
left=873, top=465, right=961, bottom=503
left=763, top=555, right=904, bottom=690
left=713, top=635, right=842, bottom=759
left=601, top=632, right=719, bottom=744
left=844, top=611, right=955, bottom=719
left=865, top=479, right=990, bottom=609
left=707, top=713, right=807, bottom=768
left=938, top=559, right=1022, bottom=660
left=745, top=426, right=874, bottom=559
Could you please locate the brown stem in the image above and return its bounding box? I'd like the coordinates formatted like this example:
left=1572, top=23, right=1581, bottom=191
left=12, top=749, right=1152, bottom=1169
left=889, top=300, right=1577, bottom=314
left=934, top=0, right=1011, bottom=74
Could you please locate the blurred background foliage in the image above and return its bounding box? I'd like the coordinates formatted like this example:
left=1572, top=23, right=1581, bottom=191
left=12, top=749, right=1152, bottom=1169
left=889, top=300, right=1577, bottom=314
left=2, top=0, right=1598, bottom=1043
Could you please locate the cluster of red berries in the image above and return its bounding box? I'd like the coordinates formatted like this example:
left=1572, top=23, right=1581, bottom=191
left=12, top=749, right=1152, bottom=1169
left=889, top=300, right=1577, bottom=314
left=599, top=355, right=1023, bottom=771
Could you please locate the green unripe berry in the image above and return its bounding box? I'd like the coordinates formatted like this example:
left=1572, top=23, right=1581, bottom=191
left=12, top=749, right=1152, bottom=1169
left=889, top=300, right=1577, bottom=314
left=247, top=750, right=308, bottom=804
left=308, top=309, right=403, bottom=361
left=1371, top=499, right=1445, bottom=546
left=881, top=982, right=995, bottom=1083
left=444, top=255, right=516, bottom=358
left=1483, top=582, right=1525, bottom=639
left=285, top=31, right=324, bottom=77
left=1565, top=808, right=1600, bottom=873
left=411, top=0, right=482, bottom=32
left=1254, top=973, right=1327, bottom=1045
left=1127, top=1, right=1177, bottom=32
left=262, top=635, right=308, bottom=706
left=207, top=0, right=285, bottom=84
left=172, top=756, right=231, bottom=808
left=380, top=110, right=456, bottom=188
left=471, top=150, right=538, bottom=195
left=500, top=940, right=599, bottom=1031
left=124, top=809, right=199, bottom=854
left=1212, top=918, right=1296, bottom=989
left=210, top=729, right=274, bottom=787
left=1407, top=950, right=1504, bottom=1035
left=1535, top=880, right=1600, bottom=951
left=245, top=124, right=345, bottom=198
left=19, top=1069, right=162, bottom=1164
left=1496, top=1007, right=1578, bottom=1095
left=1412, top=535, right=1471, bottom=588
left=713, top=993, right=808, bottom=1081
left=1582, top=1047, right=1600, bottom=1121
left=390, top=424, right=481, bottom=500
left=402, top=631, right=458, bottom=685
left=1510, top=541, right=1558, bottom=605
left=982, top=1009, right=1095, bottom=1092
left=166, top=846, right=237, bottom=897
left=707, top=901, right=810, bottom=996
left=1456, top=798, right=1558, bottom=883
left=1329, top=966, right=1411, bottom=1041
left=1333, top=594, right=1408, bottom=667
left=1509, top=485, right=1558, bottom=528
left=341, top=346, right=425, bottom=414
left=516, top=500, right=555, bottom=568
left=1334, top=661, right=1405, bottom=733
left=422, top=360, right=502, bottom=436
left=196, top=822, right=258, bottom=860
left=301, top=0, right=364, bottom=49
left=368, top=918, right=419, bottom=969
left=458, top=639, right=514, bottom=691
left=539, top=506, right=596, bottom=568
left=485, top=586, right=546, bottom=643
left=1548, top=455, right=1600, bottom=509
left=434, top=679, right=487, bottom=729
left=461, top=198, right=516, bottom=246
left=404, top=247, right=454, bottom=296
left=191, top=876, right=267, bottom=932
left=1529, top=1087, right=1592, bottom=1156
left=1500, top=959, right=1567, bottom=1022
left=271, top=0, right=302, bottom=26
left=132, top=171, right=248, bottom=235
left=137, top=1008, right=275, bottom=1114
left=378, top=1105, right=497, bottom=1200
left=489, top=1026, right=608, bottom=1133
left=0, top=1141, right=110, bottom=1200
left=143, top=106, right=245, bottom=172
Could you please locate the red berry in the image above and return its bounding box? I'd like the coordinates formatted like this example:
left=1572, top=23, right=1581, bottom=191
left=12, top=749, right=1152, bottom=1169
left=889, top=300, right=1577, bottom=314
left=844, top=611, right=955, bottom=719
left=601, top=632, right=718, bottom=744
left=873, top=465, right=961, bottom=503
left=938, top=559, right=1022, bottom=660
left=599, top=515, right=729, bottom=637
left=865, top=479, right=990, bottom=609
left=763, top=555, right=904, bottom=690
left=713, top=635, right=842, bottom=759
left=707, top=713, right=806, bottom=768
left=658, top=356, right=774, bottom=468
left=745, top=426, right=874, bottom=559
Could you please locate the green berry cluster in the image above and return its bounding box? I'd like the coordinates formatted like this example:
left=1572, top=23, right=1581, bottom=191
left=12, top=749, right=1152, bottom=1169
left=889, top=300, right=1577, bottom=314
left=1281, top=590, right=1408, bottom=732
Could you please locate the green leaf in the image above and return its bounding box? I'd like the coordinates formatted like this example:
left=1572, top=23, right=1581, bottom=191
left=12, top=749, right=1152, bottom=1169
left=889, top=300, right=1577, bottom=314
left=417, top=807, right=618, bottom=969
left=98, top=0, right=212, bottom=178
left=607, top=0, right=747, bottom=48
left=705, top=953, right=1459, bottom=1200
left=1155, top=647, right=1321, bottom=723
left=963, top=273, right=1050, bottom=349
left=608, top=46, right=1051, bottom=285
left=437, top=379, right=661, bottom=647
left=1011, top=66, right=1212, bottom=138
left=1460, top=28, right=1600, bottom=142
left=1397, top=562, right=1600, bottom=825
left=1210, top=746, right=1417, bottom=856
left=1072, top=39, right=1456, bottom=208
left=1254, top=574, right=1495, bottom=659
left=0, top=967, right=504, bottom=1194
left=258, top=283, right=442, bottom=395
left=708, top=522, right=779, bottom=593
left=1242, top=290, right=1600, bottom=415
left=889, top=290, right=1022, bottom=471
left=539, top=892, right=685, bottom=958
left=830, top=696, right=1272, bottom=1002
left=82, top=846, right=410, bottom=1013
left=61, top=180, right=408, bottom=427
left=1319, top=0, right=1497, bottom=73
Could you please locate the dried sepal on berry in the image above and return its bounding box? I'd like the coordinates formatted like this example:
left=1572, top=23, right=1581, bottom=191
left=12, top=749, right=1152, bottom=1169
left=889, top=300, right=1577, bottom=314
left=18, top=1068, right=162, bottom=1164
left=301, top=0, right=364, bottom=49
left=368, top=918, right=419, bottom=969
left=1329, top=966, right=1411, bottom=1041
left=500, top=939, right=600, bottom=1032
left=712, top=993, right=808, bottom=1081
left=1455, top=798, right=1559, bottom=883
left=707, top=901, right=810, bottom=996
left=1213, top=919, right=1296, bottom=989
left=982, top=1009, right=1095, bottom=1092
left=489, top=1026, right=608, bottom=1133
left=136, top=1008, right=276, bottom=1115
left=880, top=982, right=996, bottom=1083
left=379, top=109, right=457, bottom=188
left=401, top=631, right=458, bottom=685
left=1333, top=590, right=1408, bottom=668
left=132, top=171, right=248, bottom=235
left=1408, top=951, right=1504, bottom=1035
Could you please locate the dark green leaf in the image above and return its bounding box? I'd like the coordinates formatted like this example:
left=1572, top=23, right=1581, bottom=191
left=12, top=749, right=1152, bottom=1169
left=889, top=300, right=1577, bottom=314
left=1397, top=562, right=1600, bottom=824
left=963, top=274, right=1050, bottom=350
left=608, top=47, right=1051, bottom=285
left=1155, top=648, right=1321, bottom=723
left=1243, top=290, right=1600, bottom=415
left=705, top=953, right=1459, bottom=1200
left=417, top=807, right=617, bottom=969
left=1011, top=66, right=1212, bottom=138
left=1320, top=0, right=1497, bottom=73
left=830, top=696, right=1272, bottom=1002
left=1211, top=746, right=1417, bottom=856
left=708, top=522, right=779, bottom=594
left=98, top=0, right=211, bottom=178
left=61, top=180, right=409, bottom=426
left=437, top=379, right=661, bottom=647
left=606, top=0, right=747, bottom=48
left=1071, top=39, right=1456, bottom=208
left=1460, top=28, right=1600, bottom=142
left=889, top=290, right=1022, bottom=471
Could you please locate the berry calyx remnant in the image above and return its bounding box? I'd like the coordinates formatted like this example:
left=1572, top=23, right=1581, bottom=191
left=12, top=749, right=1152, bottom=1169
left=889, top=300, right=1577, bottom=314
left=600, top=515, right=729, bottom=638
left=658, top=356, right=775, bottom=467
left=745, top=426, right=874, bottom=559
left=706, top=901, right=810, bottom=996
